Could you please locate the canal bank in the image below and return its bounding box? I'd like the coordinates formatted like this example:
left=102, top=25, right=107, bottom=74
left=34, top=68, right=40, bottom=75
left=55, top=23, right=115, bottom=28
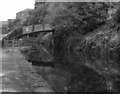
left=19, top=47, right=70, bottom=92
left=1, top=48, right=54, bottom=92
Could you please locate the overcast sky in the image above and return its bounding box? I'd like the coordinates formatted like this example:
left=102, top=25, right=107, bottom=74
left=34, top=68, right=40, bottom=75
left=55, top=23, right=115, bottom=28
left=0, top=0, right=119, bottom=21
left=0, top=0, right=34, bottom=21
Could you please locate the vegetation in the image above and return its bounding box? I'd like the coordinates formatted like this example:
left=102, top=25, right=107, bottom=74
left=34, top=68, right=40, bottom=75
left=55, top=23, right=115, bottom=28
left=23, top=4, right=49, bottom=26
left=2, top=24, right=8, bottom=34
left=8, top=19, right=21, bottom=29
left=18, top=2, right=120, bottom=92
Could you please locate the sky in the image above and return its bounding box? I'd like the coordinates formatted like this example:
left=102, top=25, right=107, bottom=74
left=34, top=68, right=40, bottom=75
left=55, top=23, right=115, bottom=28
left=0, top=0, right=119, bottom=21
left=0, top=0, right=34, bottom=21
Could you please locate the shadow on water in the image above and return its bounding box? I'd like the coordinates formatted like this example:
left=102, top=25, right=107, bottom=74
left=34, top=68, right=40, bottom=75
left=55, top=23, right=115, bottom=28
left=26, top=59, right=68, bottom=92
left=27, top=60, right=55, bottom=68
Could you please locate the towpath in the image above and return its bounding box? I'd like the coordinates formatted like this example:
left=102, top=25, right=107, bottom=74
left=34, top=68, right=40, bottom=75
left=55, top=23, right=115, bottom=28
left=0, top=48, right=54, bottom=93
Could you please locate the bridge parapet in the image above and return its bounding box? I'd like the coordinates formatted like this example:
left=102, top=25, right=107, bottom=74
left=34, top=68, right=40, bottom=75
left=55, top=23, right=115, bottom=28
left=3, top=40, right=20, bottom=47
left=22, top=24, right=53, bottom=35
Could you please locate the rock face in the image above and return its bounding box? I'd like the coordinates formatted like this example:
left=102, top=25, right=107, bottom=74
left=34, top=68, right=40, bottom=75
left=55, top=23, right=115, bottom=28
left=69, top=30, right=120, bottom=79
left=55, top=28, right=120, bottom=92
left=67, top=30, right=120, bottom=92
